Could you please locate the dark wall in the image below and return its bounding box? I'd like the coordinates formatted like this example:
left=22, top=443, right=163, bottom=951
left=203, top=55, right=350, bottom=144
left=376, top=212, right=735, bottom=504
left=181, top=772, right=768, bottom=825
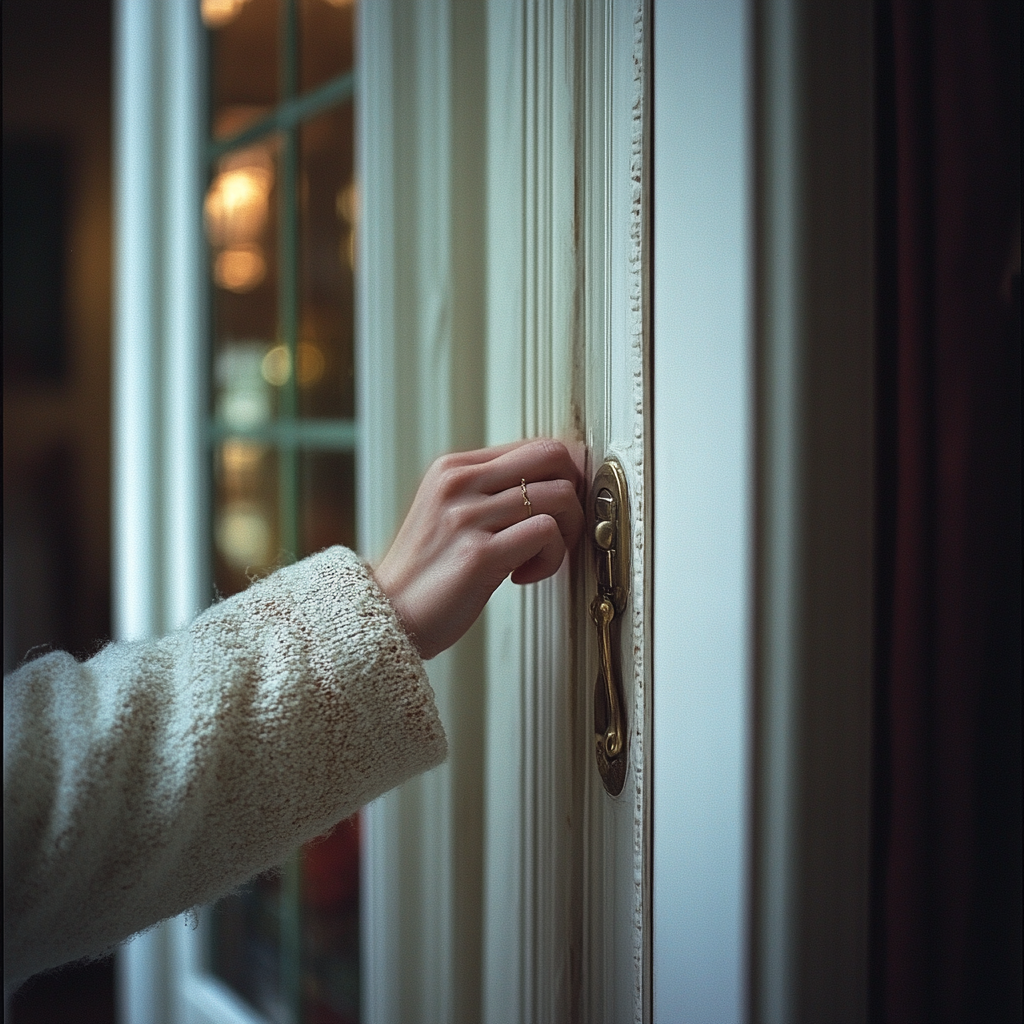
left=2, top=0, right=112, bottom=668
left=3, top=0, right=114, bottom=1020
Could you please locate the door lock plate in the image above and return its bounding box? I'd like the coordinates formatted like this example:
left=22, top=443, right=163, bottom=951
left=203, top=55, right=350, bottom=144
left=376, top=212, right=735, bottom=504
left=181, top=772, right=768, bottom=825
left=589, top=458, right=630, bottom=795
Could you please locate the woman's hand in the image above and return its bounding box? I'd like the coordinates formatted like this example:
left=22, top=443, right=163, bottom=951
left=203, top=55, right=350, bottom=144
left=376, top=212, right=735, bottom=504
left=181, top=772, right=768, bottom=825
left=374, top=438, right=584, bottom=660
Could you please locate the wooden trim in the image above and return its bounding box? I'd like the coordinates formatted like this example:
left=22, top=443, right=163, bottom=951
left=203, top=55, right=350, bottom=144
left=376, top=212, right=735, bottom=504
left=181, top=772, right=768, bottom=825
left=114, top=1, right=208, bottom=1020
left=483, top=1, right=578, bottom=1020
left=577, top=2, right=651, bottom=1021
left=484, top=1, right=651, bottom=1020
left=359, top=2, right=488, bottom=1022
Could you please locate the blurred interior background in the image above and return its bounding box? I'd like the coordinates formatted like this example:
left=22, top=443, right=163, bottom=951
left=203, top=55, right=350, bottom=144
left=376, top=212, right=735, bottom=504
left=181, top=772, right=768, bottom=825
left=4, top=0, right=114, bottom=1019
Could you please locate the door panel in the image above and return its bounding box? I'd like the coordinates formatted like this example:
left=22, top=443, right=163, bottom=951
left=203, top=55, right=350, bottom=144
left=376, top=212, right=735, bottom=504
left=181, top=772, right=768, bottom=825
left=482, top=1, right=650, bottom=1021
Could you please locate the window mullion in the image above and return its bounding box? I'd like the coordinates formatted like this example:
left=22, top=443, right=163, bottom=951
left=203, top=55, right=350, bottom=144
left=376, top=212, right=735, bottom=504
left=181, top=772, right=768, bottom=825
left=277, top=0, right=300, bottom=565
left=277, top=5, right=303, bottom=1024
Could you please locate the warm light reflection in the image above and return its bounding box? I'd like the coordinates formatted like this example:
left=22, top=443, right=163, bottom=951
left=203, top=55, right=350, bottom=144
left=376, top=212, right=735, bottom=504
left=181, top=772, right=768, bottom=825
left=215, top=245, right=267, bottom=292
left=322, top=0, right=355, bottom=7
left=217, top=502, right=272, bottom=569
left=206, top=146, right=274, bottom=292
left=261, top=345, right=291, bottom=388
left=336, top=179, right=359, bottom=271
left=335, top=180, right=360, bottom=225
left=205, top=151, right=274, bottom=248
left=260, top=343, right=326, bottom=388
left=201, top=0, right=252, bottom=29
left=297, top=342, right=326, bottom=386
left=221, top=439, right=265, bottom=486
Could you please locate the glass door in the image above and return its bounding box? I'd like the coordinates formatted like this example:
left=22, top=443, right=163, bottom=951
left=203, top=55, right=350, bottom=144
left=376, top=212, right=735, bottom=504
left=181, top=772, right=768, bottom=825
left=201, top=1, right=359, bottom=1021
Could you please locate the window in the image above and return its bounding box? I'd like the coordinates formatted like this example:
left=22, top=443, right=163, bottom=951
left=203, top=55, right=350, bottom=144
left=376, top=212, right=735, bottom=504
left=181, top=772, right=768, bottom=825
left=202, top=2, right=359, bottom=1022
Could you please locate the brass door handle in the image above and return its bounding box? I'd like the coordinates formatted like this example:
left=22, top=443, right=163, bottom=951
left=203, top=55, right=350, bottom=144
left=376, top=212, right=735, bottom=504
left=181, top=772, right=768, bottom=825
left=589, top=458, right=630, bottom=796
left=591, top=594, right=623, bottom=758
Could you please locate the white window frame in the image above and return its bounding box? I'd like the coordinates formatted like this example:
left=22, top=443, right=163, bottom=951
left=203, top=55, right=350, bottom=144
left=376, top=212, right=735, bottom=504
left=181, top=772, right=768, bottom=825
left=113, top=1, right=211, bottom=1020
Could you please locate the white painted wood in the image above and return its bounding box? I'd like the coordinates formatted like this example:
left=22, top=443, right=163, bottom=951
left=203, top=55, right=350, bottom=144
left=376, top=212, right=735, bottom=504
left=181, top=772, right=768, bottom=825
left=482, top=1, right=577, bottom=1019
left=358, top=2, right=488, bottom=1022
left=113, top=0, right=162, bottom=647
left=483, top=1, right=650, bottom=1021
left=179, top=980, right=267, bottom=1024
left=651, top=3, right=752, bottom=1022
left=114, top=1, right=207, bottom=1021
left=162, top=0, right=210, bottom=634
left=580, top=3, right=651, bottom=1022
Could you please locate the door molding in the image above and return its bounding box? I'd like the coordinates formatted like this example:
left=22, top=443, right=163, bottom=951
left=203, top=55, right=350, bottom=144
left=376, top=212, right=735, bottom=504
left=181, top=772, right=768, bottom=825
left=358, top=1, right=488, bottom=1022
left=483, top=1, right=651, bottom=1021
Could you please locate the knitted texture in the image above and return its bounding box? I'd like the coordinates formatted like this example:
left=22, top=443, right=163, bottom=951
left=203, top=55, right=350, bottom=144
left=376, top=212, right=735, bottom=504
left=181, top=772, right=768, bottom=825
left=3, top=546, right=446, bottom=988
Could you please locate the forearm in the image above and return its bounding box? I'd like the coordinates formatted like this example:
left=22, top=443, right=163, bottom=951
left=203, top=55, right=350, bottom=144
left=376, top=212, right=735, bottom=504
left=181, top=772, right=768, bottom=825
left=3, top=546, right=445, bottom=987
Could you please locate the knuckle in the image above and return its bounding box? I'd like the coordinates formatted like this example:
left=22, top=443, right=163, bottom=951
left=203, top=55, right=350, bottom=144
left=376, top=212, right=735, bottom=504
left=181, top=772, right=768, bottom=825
left=438, top=501, right=470, bottom=536
left=435, top=463, right=472, bottom=502
left=534, top=437, right=569, bottom=462
left=551, top=477, right=577, bottom=503
left=432, top=452, right=457, bottom=474
left=540, top=513, right=564, bottom=542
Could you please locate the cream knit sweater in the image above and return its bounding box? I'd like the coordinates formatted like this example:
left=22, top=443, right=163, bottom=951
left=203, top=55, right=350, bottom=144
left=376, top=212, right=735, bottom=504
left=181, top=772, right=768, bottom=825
left=3, top=546, right=447, bottom=990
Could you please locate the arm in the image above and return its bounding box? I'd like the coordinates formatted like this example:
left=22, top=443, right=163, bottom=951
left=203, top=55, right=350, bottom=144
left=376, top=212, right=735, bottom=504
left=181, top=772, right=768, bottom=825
left=3, top=437, right=583, bottom=987
left=4, top=548, right=442, bottom=987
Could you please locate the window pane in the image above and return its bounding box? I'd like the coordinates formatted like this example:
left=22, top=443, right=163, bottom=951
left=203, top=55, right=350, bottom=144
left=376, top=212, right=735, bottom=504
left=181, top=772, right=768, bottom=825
left=299, top=0, right=356, bottom=95
left=208, top=0, right=280, bottom=142
left=210, top=874, right=286, bottom=1024
left=300, top=815, right=361, bottom=1024
left=209, top=136, right=283, bottom=423
left=298, top=104, right=356, bottom=420
left=300, top=449, right=355, bottom=556
left=213, top=439, right=280, bottom=597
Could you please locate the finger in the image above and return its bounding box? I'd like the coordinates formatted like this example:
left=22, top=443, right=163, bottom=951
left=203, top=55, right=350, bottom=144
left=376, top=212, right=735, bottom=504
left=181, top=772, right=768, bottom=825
left=510, top=551, right=564, bottom=585
left=432, top=438, right=535, bottom=469
left=481, top=478, right=584, bottom=546
left=488, top=514, right=567, bottom=584
left=475, top=438, right=582, bottom=495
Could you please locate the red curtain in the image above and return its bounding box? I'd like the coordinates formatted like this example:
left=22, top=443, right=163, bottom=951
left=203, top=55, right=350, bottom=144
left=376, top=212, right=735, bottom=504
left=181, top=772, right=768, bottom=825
left=879, top=1, right=1021, bottom=1021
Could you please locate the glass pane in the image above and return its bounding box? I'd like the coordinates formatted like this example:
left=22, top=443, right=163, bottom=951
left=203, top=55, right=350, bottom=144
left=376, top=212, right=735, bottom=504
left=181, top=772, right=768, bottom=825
left=300, top=815, right=361, bottom=1024
left=213, top=439, right=280, bottom=597
left=207, top=0, right=280, bottom=142
left=299, top=0, right=356, bottom=95
left=210, top=874, right=287, bottom=1023
left=298, top=104, right=356, bottom=420
left=208, top=137, right=283, bottom=422
left=300, top=450, right=355, bottom=556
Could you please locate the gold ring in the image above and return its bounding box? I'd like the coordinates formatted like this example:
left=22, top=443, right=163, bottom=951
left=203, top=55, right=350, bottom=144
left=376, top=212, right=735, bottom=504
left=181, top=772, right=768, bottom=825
left=521, top=478, right=533, bottom=517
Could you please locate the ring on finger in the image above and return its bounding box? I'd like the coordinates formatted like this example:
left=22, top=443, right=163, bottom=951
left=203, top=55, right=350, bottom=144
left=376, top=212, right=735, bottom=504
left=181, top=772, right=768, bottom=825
left=521, top=478, right=533, bottom=517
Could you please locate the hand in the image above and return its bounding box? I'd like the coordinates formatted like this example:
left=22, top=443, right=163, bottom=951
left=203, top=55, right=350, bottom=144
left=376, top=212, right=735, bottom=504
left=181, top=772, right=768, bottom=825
left=374, top=438, right=585, bottom=660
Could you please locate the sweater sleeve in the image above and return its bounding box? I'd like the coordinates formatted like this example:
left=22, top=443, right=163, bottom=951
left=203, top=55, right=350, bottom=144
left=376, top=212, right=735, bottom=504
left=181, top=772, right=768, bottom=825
left=3, top=546, right=447, bottom=988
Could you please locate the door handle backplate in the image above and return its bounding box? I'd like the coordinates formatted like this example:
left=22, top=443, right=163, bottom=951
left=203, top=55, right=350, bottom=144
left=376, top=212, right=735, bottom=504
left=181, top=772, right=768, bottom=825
left=589, top=458, right=630, bottom=796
